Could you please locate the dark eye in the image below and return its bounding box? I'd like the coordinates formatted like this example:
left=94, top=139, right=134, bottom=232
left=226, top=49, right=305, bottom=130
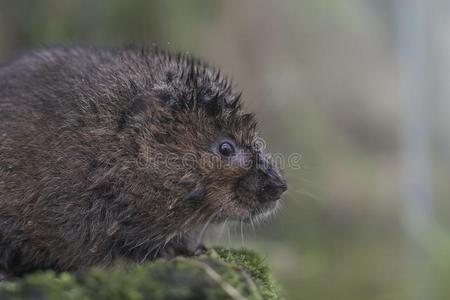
left=218, top=141, right=235, bottom=157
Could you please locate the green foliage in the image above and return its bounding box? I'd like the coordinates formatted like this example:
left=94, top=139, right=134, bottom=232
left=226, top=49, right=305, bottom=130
left=215, top=247, right=282, bottom=300
left=0, top=248, right=282, bottom=300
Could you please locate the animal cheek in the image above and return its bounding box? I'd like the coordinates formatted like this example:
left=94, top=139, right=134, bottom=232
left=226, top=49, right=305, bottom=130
left=235, top=173, right=259, bottom=194
left=204, top=182, right=233, bottom=201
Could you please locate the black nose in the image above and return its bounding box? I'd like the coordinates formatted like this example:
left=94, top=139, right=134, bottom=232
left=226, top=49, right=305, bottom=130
left=259, top=176, right=287, bottom=203
left=254, top=155, right=287, bottom=203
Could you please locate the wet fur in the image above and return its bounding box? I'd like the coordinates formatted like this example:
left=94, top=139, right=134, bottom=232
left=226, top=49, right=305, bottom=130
left=0, top=46, right=275, bottom=277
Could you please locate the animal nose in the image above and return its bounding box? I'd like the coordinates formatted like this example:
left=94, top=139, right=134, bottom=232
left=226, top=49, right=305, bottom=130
left=255, top=154, right=287, bottom=203
left=263, top=183, right=287, bottom=201
left=271, top=179, right=287, bottom=193
left=269, top=167, right=287, bottom=186
left=260, top=175, right=287, bottom=203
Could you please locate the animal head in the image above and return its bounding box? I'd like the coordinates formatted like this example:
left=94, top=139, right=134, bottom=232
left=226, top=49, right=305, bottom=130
left=121, top=52, right=287, bottom=226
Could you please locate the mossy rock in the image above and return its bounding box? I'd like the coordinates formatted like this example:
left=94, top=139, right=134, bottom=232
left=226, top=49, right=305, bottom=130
left=0, top=248, right=282, bottom=300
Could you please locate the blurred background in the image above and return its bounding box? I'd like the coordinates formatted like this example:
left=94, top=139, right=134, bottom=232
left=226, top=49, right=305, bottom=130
left=1, top=0, right=449, bottom=299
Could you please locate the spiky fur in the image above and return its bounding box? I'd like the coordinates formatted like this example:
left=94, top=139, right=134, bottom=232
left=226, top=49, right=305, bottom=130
left=0, top=46, right=282, bottom=277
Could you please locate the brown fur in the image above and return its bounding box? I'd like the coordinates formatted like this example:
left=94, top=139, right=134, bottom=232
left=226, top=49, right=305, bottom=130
left=0, top=46, right=286, bottom=277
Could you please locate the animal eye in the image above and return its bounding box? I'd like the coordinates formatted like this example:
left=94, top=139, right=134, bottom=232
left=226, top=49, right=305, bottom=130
left=218, top=141, right=235, bottom=157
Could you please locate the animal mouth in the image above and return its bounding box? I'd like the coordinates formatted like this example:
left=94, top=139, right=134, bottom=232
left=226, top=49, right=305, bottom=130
left=243, top=198, right=281, bottom=222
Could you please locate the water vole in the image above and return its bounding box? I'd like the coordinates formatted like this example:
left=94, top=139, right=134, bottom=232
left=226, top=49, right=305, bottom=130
left=0, top=46, right=286, bottom=277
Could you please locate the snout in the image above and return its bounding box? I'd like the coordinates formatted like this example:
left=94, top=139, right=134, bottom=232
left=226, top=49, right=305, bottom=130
left=259, top=171, right=287, bottom=203
left=234, top=157, right=287, bottom=215
left=254, top=153, right=287, bottom=203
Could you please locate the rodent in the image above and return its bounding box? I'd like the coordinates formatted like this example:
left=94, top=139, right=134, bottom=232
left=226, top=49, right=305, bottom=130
left=0, top=46, right=287, bottom=277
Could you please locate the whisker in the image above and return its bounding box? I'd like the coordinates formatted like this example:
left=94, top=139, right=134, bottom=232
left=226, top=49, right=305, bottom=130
left=218, top=218, right=229, bottom=242
left=286, top=189, right=319, bottom=200
left=250, top=217, right=256, bottom=234
left=197, top=211, right=218, bottom=245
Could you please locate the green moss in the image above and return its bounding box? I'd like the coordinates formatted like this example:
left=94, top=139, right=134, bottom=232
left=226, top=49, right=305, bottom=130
left=0, top=248, right=282, bottom=300
left=215, top=247, right=283, bottom=300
